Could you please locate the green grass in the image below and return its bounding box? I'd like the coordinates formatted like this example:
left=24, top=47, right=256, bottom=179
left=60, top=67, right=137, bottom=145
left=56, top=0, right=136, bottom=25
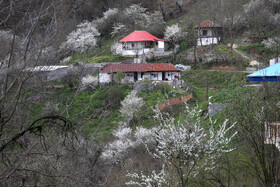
left=48, top=85, right=132, bottom=138
left=182, top=70, right=248, bottom=105
left=238, top=43, right=274, bottom=62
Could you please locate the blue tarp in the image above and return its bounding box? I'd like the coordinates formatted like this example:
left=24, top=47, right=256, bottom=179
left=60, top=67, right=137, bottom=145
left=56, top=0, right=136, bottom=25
left=247, top=63, right=280, bottom=81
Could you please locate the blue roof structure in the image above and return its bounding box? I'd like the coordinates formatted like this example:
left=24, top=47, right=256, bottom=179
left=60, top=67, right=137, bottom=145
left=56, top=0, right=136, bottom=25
left=247, top=63, right=280, bottom=81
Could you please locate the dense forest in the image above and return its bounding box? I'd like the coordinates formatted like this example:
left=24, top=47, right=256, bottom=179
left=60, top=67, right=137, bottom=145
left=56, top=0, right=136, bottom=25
left=1, top=0, right=280, bottom=186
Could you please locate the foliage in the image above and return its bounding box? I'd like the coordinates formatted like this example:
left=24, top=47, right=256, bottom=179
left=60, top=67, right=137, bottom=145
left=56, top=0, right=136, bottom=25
left=154, top=82, right=172, bottom=95
left=113, top=70, right=125, bottom=84
left=238, top=43, right=274, bottom=60
left=262, top=36, right=280, bottom=56
left=105, top=85, right=125, bottom=109
left=229, top=84, right=280, bottom=186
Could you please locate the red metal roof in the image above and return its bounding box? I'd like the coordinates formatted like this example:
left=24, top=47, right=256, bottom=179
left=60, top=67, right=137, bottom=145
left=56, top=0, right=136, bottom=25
left=100, top=63, right=180, bottom=73
left=120, top=31, right=167, bottom=42
left=195, top=20, right=221, bottom=28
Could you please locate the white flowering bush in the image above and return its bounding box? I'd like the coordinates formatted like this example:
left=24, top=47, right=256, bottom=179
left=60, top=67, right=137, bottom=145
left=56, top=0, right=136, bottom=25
left=102, top=127, right=135, bottom=159
left=164, top=24, right=186, bottom=44
left=101, top=126, right=157, bottom=161
left=111, top=22, right=127, bottom=39
left=244, top=0, right=280, bottom=31
left=119, top=91, right=145, bottom=126
left=60, top=21, right=100, bottom=53
left=262, top=37, right=280, bottom=50
left=124, top=4, right=149, bottom=29
left=103, top=8, right=119, bottom=20
left=127, top=105, right=236, bottom=186
left=80, top=75, right=98, bottom=91
left=126, top=165, right=168, bottom=186
left=111, top=41, right=123, bottom=55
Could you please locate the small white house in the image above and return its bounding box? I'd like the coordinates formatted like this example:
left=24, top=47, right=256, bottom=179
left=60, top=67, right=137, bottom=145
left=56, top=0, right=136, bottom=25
left=269, top=57, right=280, bottom=66
left=265, top=122, right=280, bottom=151
left=195, top=20, right=222, bottom=46
left=117, top=31, right=168, bottom=57
left=99, top=63, right=181, bottom=84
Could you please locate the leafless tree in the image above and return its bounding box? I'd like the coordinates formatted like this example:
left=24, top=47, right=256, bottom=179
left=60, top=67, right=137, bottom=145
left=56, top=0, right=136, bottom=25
left=0, top=1, right=103, bottom=185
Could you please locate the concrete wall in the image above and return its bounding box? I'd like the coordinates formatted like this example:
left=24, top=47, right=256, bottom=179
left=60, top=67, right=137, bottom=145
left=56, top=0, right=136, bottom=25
left=158, top=41, right=165, bottom=49
left=100, top=71, right=180, bottom=83
left=137, top=72, right=163, bottom=81
left=47, top=67, right=69, bottom=81
left=100, top=73, right=110, bottom=83
left=270, top=57, right=280, bottom=66
left=197, top=28, right=213, bottom=37
left=122, top=72, right=134, bottom=83
left=197, top=37, right=220, bottom=46
left=120, top=41, right=167, bottom=57
left=121, top=48, right=150, bottom=56
left=164, top=72, right=180, bottom=80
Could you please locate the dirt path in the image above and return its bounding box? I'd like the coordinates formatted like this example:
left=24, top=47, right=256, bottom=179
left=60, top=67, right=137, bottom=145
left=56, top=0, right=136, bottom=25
left=232, top=44, right=255, bottom=62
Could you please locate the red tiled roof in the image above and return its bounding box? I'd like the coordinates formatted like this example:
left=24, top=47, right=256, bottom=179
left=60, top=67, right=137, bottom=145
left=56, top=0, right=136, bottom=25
left=100, top=63, right=180, bottom=73
left=120, top=31, right=167, bottom=42
left=195, top=20, right=221, bottom=28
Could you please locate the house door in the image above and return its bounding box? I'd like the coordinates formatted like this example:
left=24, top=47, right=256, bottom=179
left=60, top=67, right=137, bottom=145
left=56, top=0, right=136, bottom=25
left=162, top=72, right=165, bottom=80
left=134, top=72, right=138, bottom=81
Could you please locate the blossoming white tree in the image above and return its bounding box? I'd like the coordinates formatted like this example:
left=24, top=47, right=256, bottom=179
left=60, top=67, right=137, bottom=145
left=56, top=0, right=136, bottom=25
left=60, top=21, right=100, bottom=53
left=244, top=0, right=280, bottom=34
left=119, top=91, right=145, bottom=126
left=164, top=24, right=186, bottom=45
left=127, top=106, right=236, bottom=186
left=262, top=37, right=280, bottom=57
left=124, top=4, right=149, bottom=29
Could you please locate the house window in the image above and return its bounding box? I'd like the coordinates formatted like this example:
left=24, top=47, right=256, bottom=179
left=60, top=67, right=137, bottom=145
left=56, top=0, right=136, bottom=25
left=132, top=43, right=135, bottom=48
left=151, top=73, right=157, bottom=78
left=203, top=30, right=208, bottom=36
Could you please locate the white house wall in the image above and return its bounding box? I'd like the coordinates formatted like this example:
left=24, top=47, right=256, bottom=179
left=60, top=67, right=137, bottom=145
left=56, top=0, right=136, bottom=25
left=164, top=72, right=180, bottom=80
left=120, top=41, right=167, bottom=57
left=100, top=73, right=110, bottom=83
left=197, top=37, right=220, bottom=46
left=197, top=29, right=213, bottom=37
left=158, top=41, right=165, bottom=49
left=122, top=72, right=134, bottom=83
left=122, top=48, right=150, bottom=56
left=100, top=71, right=180, bottom=83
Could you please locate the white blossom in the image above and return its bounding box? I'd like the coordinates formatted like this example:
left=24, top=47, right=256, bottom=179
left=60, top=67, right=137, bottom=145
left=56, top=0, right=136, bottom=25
left=111, top=23, right=127, bottom=38
left=60, top=21, right=100, bottom=53
left=60, top=56, right=71, bottom=64
left=164, top=24, right=186, bottom=44
left=101, top=125, right=158, bottom=161
left=126, top=165, right=168, bottom=186
left=111, top=42, right=123, bottom=55
left=119, top=91, right=145, bottom=126
left=80, top=75, right=98, bottom=91
left=262, top=37, right=280, bottom=49
left=103, top=8, right=119, bottom=20
left=135, top=126, right=158, bottom=144
left=124, top=4, right=149, bottom=27
left=128, top=105, right=236, bottom=185
left=102, top=127, right=135, bottom=160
